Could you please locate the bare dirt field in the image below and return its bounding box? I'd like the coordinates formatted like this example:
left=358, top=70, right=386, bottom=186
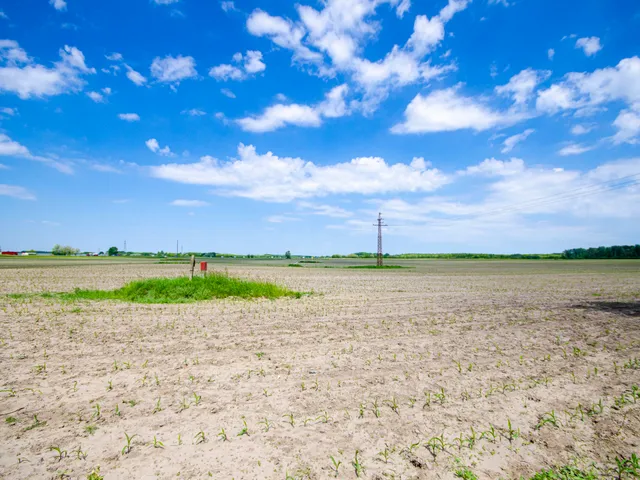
left=0, top=260, right=639, bottom=479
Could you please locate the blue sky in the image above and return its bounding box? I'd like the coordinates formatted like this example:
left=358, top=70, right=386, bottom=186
left=0, top=0, right=639, bottom=255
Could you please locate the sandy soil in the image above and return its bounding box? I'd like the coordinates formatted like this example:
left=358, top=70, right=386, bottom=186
left=0, top=263, right=639, bottom=479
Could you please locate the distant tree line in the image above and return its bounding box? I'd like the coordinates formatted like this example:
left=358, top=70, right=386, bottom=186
left=562, top=245, right=640, bottom=259
left=52, top=244, right=80, bottom=256
left=330, top=252, right=562, bottom=259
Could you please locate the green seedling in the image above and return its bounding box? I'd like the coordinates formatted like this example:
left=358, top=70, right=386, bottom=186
left=536, top=411, right=559, bottom=430
left=114, top=405, right=121, bottom=417
left=385, top=396, right=399, bottom=414
left=121, top=433, right=137, bottom=455
left=92, top=404, right=101, bottom=419
left=5, top=416, right=18, bottom=425
left=106, top=381, right=113, bottom=391
left=87, top=466, right=103, bottom=480
left=50, top=446, right=67, bottom=461
left=194, top=430, right=206, bottom=444
left=454, top=360, right=462, bottom=373
left=153, top=397, right=162, bottom=414
left=192, top=392, right=201, bottom=406
left=179, top=397, right=190, bottom=412
left=465, top=426, right=478, bottom=450
left=378, top=444, right=394, bottom=463
left=329, top=455, right=342, bottom=477
left=85, top=425, right=98, bottom=435
left=434, top=388, right=446, bottom=404
left=372, top=399, right=381, bottom=418
left=73, top=446, right=87, bottom=460
left=259, top=418, right=273, bottom=432
left=316, top=411, right=331, bottom=423
left=255, top=352, right=265, bottom=359
left=24, top=414, right=46, bottom=431
left=152, top=436, right=164, bottom=448
left=237, top=418, right=249, bottom=436
left=423, top=391, right=431, bottom=408
left=217, top=428, right=228, bottom=441
left=352, top=450, right=365, bottom=477
left=481, top=424, right=498, bottom=443
left=455, top=467, right=478, bottom=480
left=283, top=412, right=295, bottom=427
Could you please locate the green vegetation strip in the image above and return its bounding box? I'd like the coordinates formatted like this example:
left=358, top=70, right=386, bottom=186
left=346, top=265, right=412, bottom=269
left=10, top=273, right=303, bottom=304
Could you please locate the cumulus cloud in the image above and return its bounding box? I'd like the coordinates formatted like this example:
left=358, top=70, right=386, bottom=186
left=220, top=88, right=236, bottom=98
left=496, top=68, right=551, bottom=105
left=391, top=86, right=524, bottom=134
left=575, top=36, right=602, bottom=57
left=237, top=84, right=349, bottom=132
left=146, top=138, right=174, bottom=157
left=210, top=51, right=266, bottom=81
left=0, top=133, right=30, bottom=156
left=0, top=41, right=95, bottom=99
left=150, top=55, right=197, bottom=86
left=87, top=91, right=105, bottom=103
left=50, top=0, right=67, bottom=11
left=0, top=184, right=36, bottom=200
left=547, top=48, right=555, bottom=60
left=611, top=109, right=640, bottom=145
left=536, top=56, right=640, bottom=114
left=125, top=65, right=147, bottom=86
left=221, top=1, right=236, bottom=12
left=170, top=199, right=210, bottom=207
left=118, top=113, right=140, bottom=122
left=501, top=129, right=534, bottom=153
left=570, top=124, right=595, bottom=135
left=150, top=143, right=449, bottom=202
left=246, top=0, right=467, bottom=114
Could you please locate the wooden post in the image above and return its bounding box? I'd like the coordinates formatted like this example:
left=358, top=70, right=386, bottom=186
left=190, top=255, right=196, bottom=280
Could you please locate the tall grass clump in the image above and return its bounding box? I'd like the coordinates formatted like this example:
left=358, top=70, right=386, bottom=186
left=55, top=272, right=302, bottom=304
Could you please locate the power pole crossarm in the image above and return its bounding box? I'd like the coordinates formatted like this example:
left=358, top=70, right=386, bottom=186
left=373, top=212, right=388, bottom=267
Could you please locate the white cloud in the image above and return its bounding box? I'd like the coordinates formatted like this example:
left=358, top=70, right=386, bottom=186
left=87, top=91, right=105, bottom=103
left=237, top=84, right=349, bottom=132
left=0, top=41, right=95, bottom=99
left=151, top=143, right=449, bottom=202
left=209, top=50, right=266, bottom=81
left=125, top=65, right=147, bottom=86
left=558, top=143, right=595, bottom=156
left=170, top=199, right=210, bottom=207
left=118, top=113, right=140, bottom=122
left=570, top=124, right=595, bottom=135
left=153, top=0, right=180, bottom=4
left=297, top=201, right=353, bottom=217
left=105, top=52, right=123, bottom=62
left=547, top=48, right=555, bottom=60
left=150, top=55, right=197, bottom=85
left=536, top=56, right=640, bottom=115
left=459, top=158, right=525, bottom=177
left=611, top=109, right=640, bottom=145
left=182, top=108, right=206, bottom=116
left=221, top=1, right=236, bottom=12
left=267, top=215, right=301, bottom=223
left=1, top=107, right=16, bottom=116
left=146, top=138, right=174, bottom=157
left=575, top=36, right=602, bottom=57
left=246, top=0, right=466, bottom=114
left=0, top=184, right=36, bottom=200
left=501, top=129, right=534, bottom=153
left=0, top=11, right=8, bottom=19
left=496, top=68, right=550, bottom=105
left=396, top=0, right=411, bottom=17
left=0, top=133, right=29, bottom=156
left=90, top=163, right=122, bottom=174
left=50, top=0, right=67, bottom=11
left=488, top=0, right=510, bottom=5
left=391, top=86, right=523, bottom=134
left=220, top=88, right=236, bottom=98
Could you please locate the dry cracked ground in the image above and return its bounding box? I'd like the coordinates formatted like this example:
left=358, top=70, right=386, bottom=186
left=0, top=261, right=639, bottom=479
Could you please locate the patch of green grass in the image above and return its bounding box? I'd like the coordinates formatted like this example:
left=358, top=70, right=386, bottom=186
left=12, top=272, right=303, bottom=304
left=346, top=265, right=411, bottom=269
left=455, top=467, right=478, bottom=479
left=288, top=263, right=303, bottom=267
left=528, top=466, right=598, bottom=480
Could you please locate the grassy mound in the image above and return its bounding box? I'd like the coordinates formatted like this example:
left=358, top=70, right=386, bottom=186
left=57, top=273, right=301, bottom=304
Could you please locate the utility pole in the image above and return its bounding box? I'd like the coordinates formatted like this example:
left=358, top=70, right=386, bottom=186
left=124, top=240, right=127, bottom=253
left=176, top=240, right=179, bottom=256
left=374, top=212, right=387, bottom=267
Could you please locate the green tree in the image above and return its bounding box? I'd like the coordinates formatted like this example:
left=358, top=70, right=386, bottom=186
left=285, top=250, right=292, bottom=259
left=108, top=246, right=119, bottom=256
left=52, top=244, right=80, bottom=256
